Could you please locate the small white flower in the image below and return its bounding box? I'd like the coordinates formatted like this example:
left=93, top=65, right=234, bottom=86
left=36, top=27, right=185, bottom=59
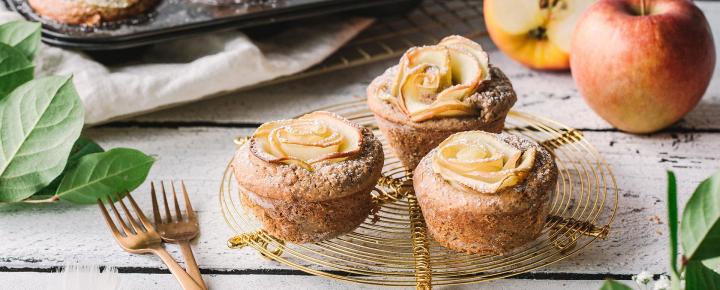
left=653, top=275, right=671, bottom=290
left=633, top=271, right=653, bottom=286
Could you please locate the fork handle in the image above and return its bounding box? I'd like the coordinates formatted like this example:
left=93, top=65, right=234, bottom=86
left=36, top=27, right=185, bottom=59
left=179, top=241, right=207, bottom=289
left=152, top=247, right=205, bottom=290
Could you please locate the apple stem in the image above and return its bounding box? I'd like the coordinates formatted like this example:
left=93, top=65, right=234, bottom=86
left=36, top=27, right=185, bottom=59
left=640, top=0, right=646, bottom=16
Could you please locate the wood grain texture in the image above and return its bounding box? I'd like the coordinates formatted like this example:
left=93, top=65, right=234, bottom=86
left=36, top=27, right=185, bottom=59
left=0, top=272, right=620, bottom=290
left=1, top=127, right=717, bottom=275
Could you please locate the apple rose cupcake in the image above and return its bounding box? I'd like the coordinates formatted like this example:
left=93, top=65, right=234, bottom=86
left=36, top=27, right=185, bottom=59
left=413, top=131, right=557, bottom=254
left=367, top=35, right=517, bottom=169
left=232, top=111, right=384, bottom=243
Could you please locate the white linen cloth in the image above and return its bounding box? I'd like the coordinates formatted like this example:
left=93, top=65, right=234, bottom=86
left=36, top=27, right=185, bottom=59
left=0, top=8, right=372, bottom=124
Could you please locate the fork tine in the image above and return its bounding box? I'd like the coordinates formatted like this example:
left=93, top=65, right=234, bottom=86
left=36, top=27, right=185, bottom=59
left=180, top=180, right=196, bottom=219
left=106, top=195, right=131, bottom=236
left=171, top=181, right=183, bottom=221
left=115, top=192, right=145, bottom=234
left=161, top=181, right=173, bottom=223
left=97, top=199, right=122, bottom=239
left=150, top=182, right=162, bottom=225
left=126, top=191, right=155, bottom=232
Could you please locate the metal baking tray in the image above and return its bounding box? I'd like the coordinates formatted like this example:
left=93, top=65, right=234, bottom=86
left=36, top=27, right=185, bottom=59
left=2, top=0, right=421, bottom=50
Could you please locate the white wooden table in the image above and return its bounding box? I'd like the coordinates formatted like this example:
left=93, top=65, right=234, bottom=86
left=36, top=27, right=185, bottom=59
left=1, top=2, right=719, bottom=289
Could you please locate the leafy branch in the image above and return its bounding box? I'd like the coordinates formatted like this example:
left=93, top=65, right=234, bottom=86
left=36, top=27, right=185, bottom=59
left=600, top=171, right=720, bottom=290
left=0, top=20, right=154, bottom=205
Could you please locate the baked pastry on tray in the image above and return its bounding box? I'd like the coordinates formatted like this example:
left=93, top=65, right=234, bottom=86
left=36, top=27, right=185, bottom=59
left=28, top=0, right=158, bottom=25
left=413, top=131, right=557, bottom=255
left=367, top=35, right=517, bottom=169
left=232, top=111, right=384, bottom=243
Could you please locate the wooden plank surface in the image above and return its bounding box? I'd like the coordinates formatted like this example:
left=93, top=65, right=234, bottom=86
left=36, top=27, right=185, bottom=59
left=1, top=128, right=718, bottom=274
left=0, top=272, right=621, bottom=290
left=1, top=2, right=719, bottom=290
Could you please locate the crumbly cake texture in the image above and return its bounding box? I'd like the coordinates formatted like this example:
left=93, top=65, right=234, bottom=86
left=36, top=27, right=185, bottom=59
left=232, top=126, right=384, bottom=243
left=235, top=127, right=384, bottom=202
left=367, top=65, right=517, bottom=169
left=240, top=183, right=374, bottom=243
left=413, top=133, right=558, bottom=255
left=28, top=0, right=157, bottom=25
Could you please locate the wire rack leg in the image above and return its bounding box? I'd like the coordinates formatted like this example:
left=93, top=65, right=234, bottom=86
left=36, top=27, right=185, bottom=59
left=228, top=230, right=286, bottom=259
left=407, top=191, right=432, bottom=290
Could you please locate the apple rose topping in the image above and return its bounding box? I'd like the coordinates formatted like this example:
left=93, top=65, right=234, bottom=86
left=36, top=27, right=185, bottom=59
left=432, top=131, right=537, bottom=194
left=385, top=35, right=491, bottom=122
left=250, top=111, right=363, bottom=171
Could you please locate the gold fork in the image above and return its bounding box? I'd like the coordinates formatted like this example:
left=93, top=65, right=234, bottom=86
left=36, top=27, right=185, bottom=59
left=151, top=181, right=206, bottom=290
left=97, top=193, right=203, bottom=290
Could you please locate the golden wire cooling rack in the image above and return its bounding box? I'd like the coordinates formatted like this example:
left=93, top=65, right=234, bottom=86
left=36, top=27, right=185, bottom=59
left=242, top=0, right=485, bottom=90
left=219, top=100, right=619, bottom=289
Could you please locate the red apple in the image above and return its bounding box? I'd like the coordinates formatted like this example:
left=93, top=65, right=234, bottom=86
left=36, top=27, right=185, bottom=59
left=571, top=0, right=715, bottom=133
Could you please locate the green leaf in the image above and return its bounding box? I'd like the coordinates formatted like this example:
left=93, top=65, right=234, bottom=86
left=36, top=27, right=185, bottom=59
left=667, top=171, right=680, bottom=278
left=686, top=260, right=720, bottom=290
left=681, top=171, right=720, bottom=261
left=599, top=279, right=633, bottom=290
left=0, top=76, right=84, bottom=202
left=0, top=43, right=34, bottom=97
left=34, top=137, right=104, bottom=196
left=0, top=20, right=42, bottom=61
left=55, top=148, right=154, bottom=204
left=704, top=256, right=720, bottom=275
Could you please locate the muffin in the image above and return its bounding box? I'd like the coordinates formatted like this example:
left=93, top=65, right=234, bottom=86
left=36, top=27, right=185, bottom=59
left=29, top=0, right=158, bottom=25
left=413, top=131, right=557, bottom=255
left=367, top=35, right=517, bottom=169
left=232, top=111, right=384, bottom=243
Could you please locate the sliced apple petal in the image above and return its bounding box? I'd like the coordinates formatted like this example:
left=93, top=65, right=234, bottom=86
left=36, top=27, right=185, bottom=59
left=436, top=84, right=475, bottom=102
left=399, top=64, right=446, bottom=115
left=437, top=143, right=505, bottom=172
left=249, top=111, right=364, bottom=170
left=440, top=35, right=491, bottom=82
left=431, top=131, right=537, bottom=194
left=253, top=119, right=290, bottom=137
left=389, top=56, right=408, bottom=98
left=404, top=46, right=452, bottom=88
left=546, top=0, right=596, bottom=52
left=435, top=163, right=514, bottom=193
left=446, top=47, right=483, bottom=88
left=502, top=150, right=523, bottom=170
left=409, top=100, right=475, bottom=122
left=298, top=111, right=364, bottom=161
left=278, top=142, right=340, bottom=163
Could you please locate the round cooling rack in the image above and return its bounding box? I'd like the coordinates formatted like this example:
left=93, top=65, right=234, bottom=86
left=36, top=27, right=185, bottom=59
left=220, top=100, right=618, bottom=289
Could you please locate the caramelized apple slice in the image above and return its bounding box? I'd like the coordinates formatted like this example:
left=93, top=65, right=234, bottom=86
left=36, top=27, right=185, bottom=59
left=436, top=142, right=505, bottom=172
left=404, top=46, right=452, bottom=88
left=387, top=37, right=493, bottom=122
left=440, top=35, right=491, bottom=83
left=399, top=64, right=443, bottom=115
left=432, top=131, right=537, bottom=193
left=409, top=100, right=475, bottom=122
left=249, top=111, right=364, bottom=171
left=298, top=111, right=363, bottom=162
left=389, top=57, right=408, bottom=98
left=435, top=84, right=474, bottom=102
